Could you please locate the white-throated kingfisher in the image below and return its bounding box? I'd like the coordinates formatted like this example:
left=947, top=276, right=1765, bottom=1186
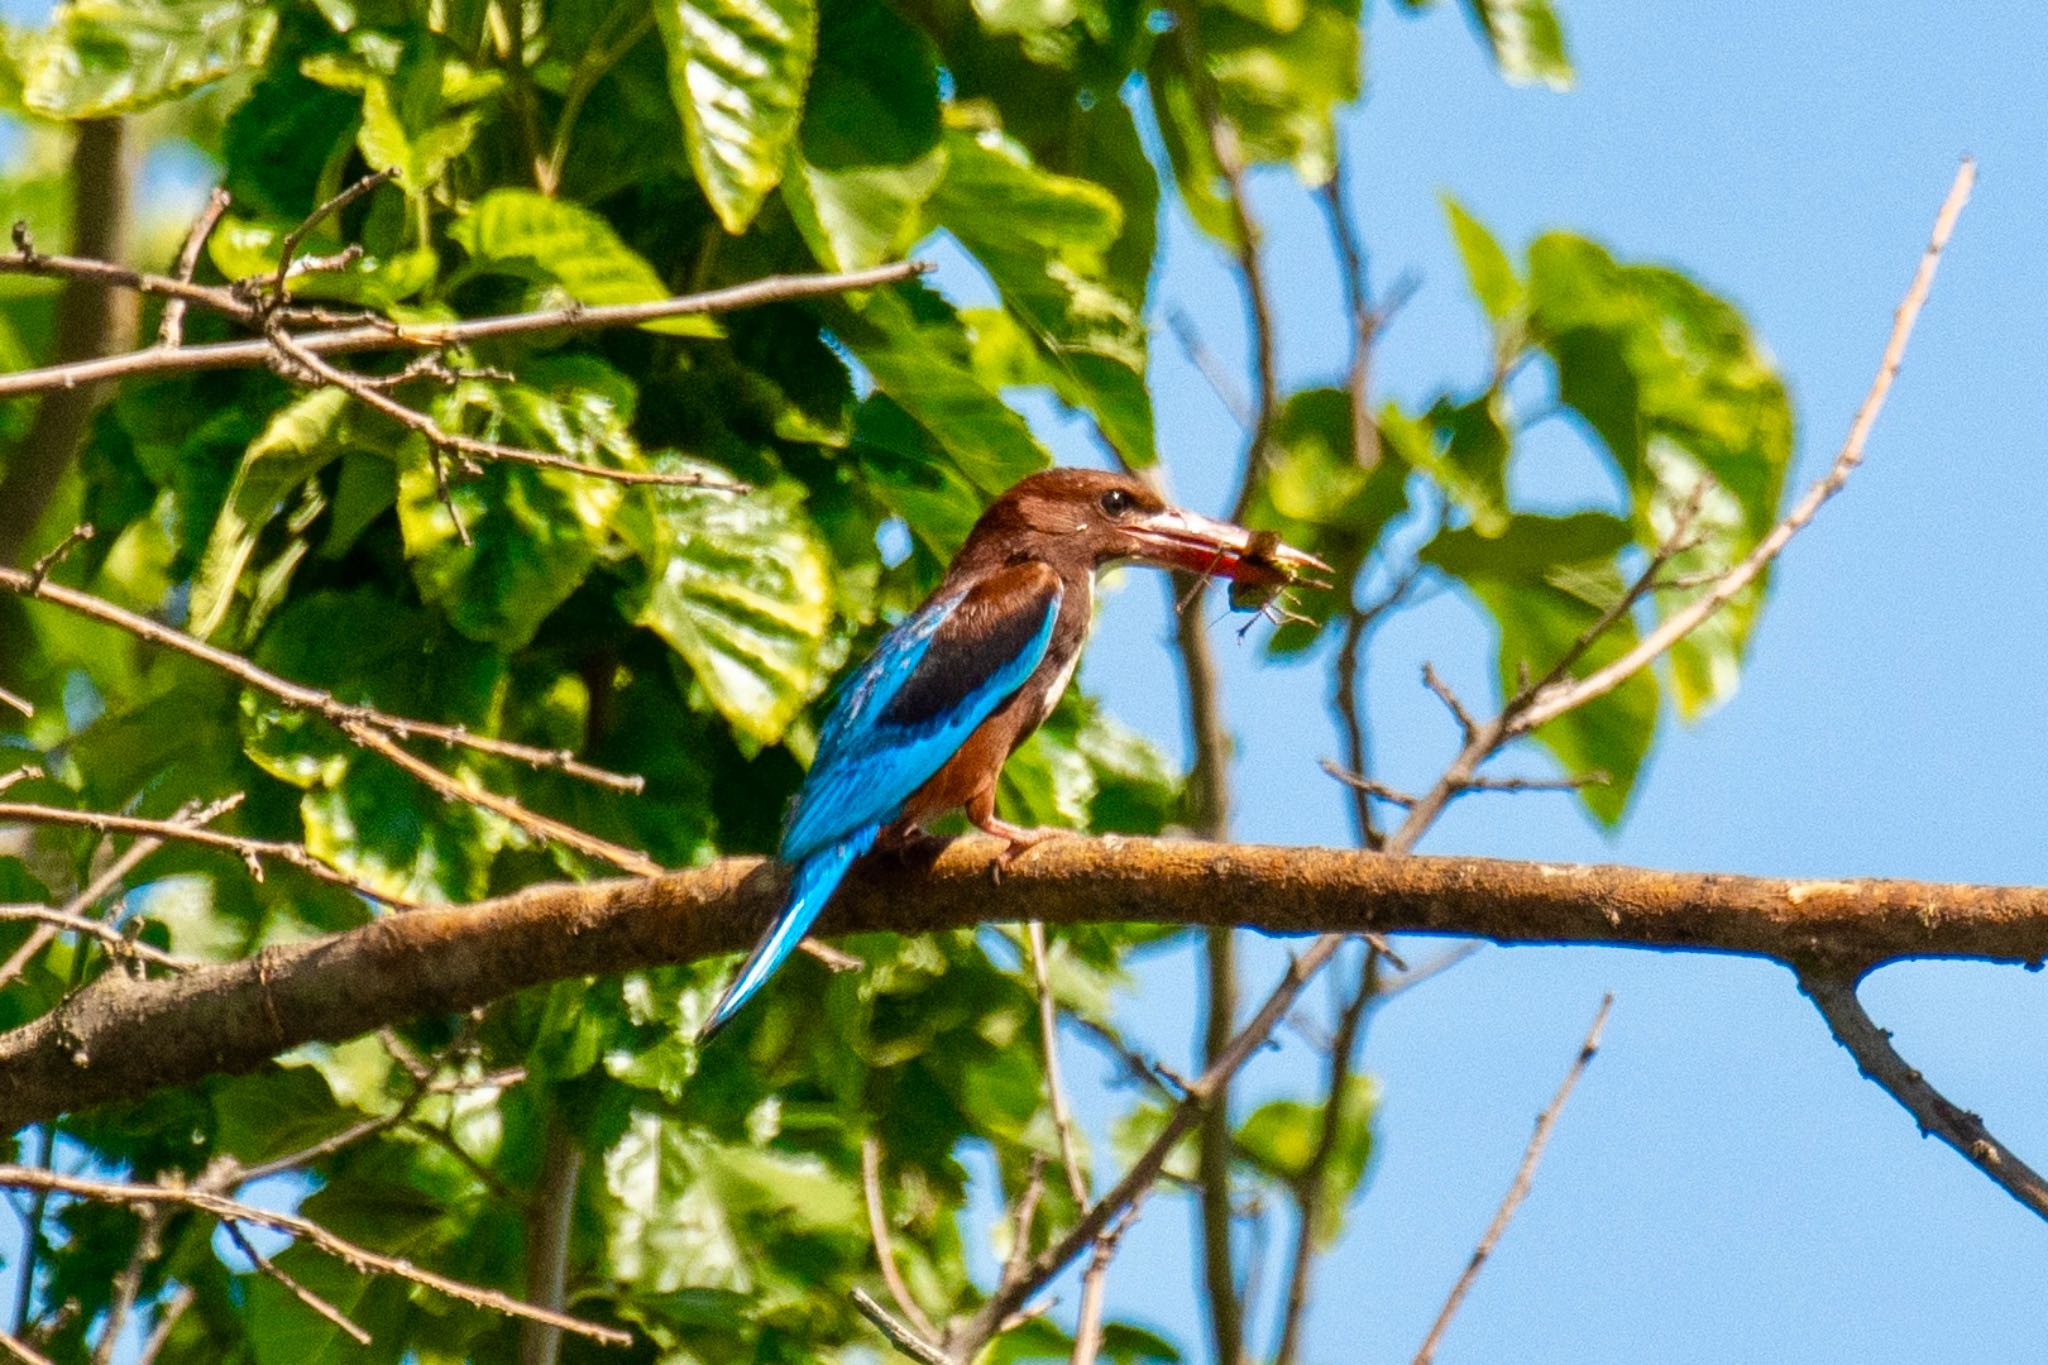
left=700, top=468, right=1327, bottom=1038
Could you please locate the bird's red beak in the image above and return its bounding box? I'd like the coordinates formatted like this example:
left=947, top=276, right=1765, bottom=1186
left=1120, top=507, right=1331, bottom=590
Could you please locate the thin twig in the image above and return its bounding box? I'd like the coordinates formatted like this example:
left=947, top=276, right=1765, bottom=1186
left=1069, top=1198, right=1145, bottom=1365
left=0, top=799, right=419, bottom=909
left=1411, top=994, right=1613, bottom=1365
left=0, top=261, right=932, bottom=399
left=850, top=1287, right=951, bottom=1365
left=27, top=524, right=94, bottom=592
left=0, top=1165, right=631, bottom=1346
left=0, top=1328, right=53, bottom=1365
left=1317, top=155, right=1379, bottom=470
left=225, top=1220, right=373, bottom=1346
left=0, top=793, right=239, bottom=990
left=1515, top=158, right=1975, bottom=734
left=0, top=905, right=192, bottom=972
left=1166, top=307, right=1251, bottom=431
left=0, top=565, right=643, bottom=791
left=133, top=1287, right=193, bottom=1365
left=266, top=170, right=396, bottom=302
left=157, top=187, right=231, bottom=348
left=340, top=720, right=659, bottom=877
left=1800, top=970, right=2048, bottom=1219
left=266, top=325, right=736, bottom=491
left=861, top=1135, right=939, bottom=1343
left=1025, top=923, right=1090, bottom=1208
left=0, top=687, right=28, bottom=719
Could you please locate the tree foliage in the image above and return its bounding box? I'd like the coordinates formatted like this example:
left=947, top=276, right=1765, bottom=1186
left=0, top=0, right=1795, bottom=1358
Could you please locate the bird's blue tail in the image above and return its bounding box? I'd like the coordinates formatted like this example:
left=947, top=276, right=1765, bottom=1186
left=698, top=826, right=878, bottom=1041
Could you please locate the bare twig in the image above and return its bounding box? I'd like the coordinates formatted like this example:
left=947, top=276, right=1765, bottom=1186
left=861, top=1137, right=939, bottom=1341
left=0, top=1327, right=54, bottom=1365
left=1800, top=970, right=2048, bottom=1218
left=0, top=261, right=932, bottom=399
left=0, top=904, right=192, bottom=972
left=0, top=1165, right=631, bottom=1346
left=0, top=797, right=421, bottom=909
left=266, top=325, right=739, bottom=492
left=1166, top=307, right=1252, bottom=431
left=851, top=1287, right=951, bottom=1365
left=0, top=566, right=643, bottom=791
left=0, top=687, right=29, bottom=719
left=265, top=169, right=396, bottom=302
left=0, top=793, right=240, bottom=990
left=157, top=187, right=232, bottom=348
left=1025, top=923, right=1090, bottom=1208
left=1070, top=1198, right=1145, bottom=1365
left=1318, top=156, right=1379, bottom=469
left=132, top=1287, right=193, bottom=1364
left=519, top=1113, right=584, bottom=1365
left=1321, top=760, right=1605, bottom=809
left=339, top=720, right=659, bottom=877
left=26, top=524, right=94, bottom=592
left=225, top=1220, right=373, bottom=1346
left=1515, top=158, right=1975, bottom=734
left=1411, top=995, right=1614, bottom=1365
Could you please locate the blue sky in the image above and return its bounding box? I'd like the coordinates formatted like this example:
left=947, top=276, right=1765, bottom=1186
left=1050, top=5, right=2048, bottom=1362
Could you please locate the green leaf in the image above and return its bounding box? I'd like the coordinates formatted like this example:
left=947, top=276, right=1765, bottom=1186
left=395, top=380, right=631, bottom=651
left=831, top=282, right=1053, bottom=495
left=1442, top=193, right=1522, bottom=323
left=450, top=188, right=717, bottom=337
left=850, top=394, right=988, bottom=559
left=1527, top=232, right=1794, bottom=715
left=622, top=464, right=840, bottom=749
left=20, top=0, right=278, bottom=118
left=1422, top=393, right=1512, bottom=537
left=781, top=0, right=944, bottom=271
left=190, top=389, right=350, bottom=641
left=1421, top=513, right=1655, bottom=823
left=1196, top=0, right=1364, bottom=184
left=1459, top=0, right=1572, bottom=90
left=1237, top=1075, right=1375, bottom=1243
left=932, top=129, right=1154, bottom=467
left=653, top=0, right=819, bottom=233
left=1242, top=387, right=1410, bottom=655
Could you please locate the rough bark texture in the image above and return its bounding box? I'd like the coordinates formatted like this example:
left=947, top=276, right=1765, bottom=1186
left=2, top=837, right=2043, bottom=1132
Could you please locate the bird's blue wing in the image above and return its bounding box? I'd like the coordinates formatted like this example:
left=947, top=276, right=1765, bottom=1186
left=781, top=563, right=1063, bottom=861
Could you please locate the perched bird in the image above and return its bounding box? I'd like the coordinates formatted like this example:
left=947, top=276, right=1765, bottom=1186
left=700, top=468, right=1326, bottom=1039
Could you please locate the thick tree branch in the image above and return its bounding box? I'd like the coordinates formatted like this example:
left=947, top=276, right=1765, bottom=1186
left=3, top=837, right=2043, bottom=1132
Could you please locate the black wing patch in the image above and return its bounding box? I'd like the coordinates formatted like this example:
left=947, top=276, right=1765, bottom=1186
left=877, top=562, right=1063, bottom=732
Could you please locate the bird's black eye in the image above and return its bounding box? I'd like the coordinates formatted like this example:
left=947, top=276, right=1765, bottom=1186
left=1098, top=488, right=1136, bottom=519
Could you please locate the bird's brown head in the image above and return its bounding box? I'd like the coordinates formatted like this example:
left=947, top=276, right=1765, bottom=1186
left=954, top=468, right=1329, bottom=589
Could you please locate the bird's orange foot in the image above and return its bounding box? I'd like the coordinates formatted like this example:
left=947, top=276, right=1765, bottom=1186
left=975, top=819, right=1070, bottom=882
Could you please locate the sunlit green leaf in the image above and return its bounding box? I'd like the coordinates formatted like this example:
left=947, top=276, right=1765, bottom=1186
left=1443, top=192, right=1522, bottom=323
left=190, top=389, right=349, bottom=641
left=1527, top=232, right=1794, bottom=715
left=21, top=0, right=278, bottom=118
left=451, top=188, right=718, bottom=337
left=933, top=130, right=1154, bottom=466
left=782, top=0, right=944, bottom=271
left=1459, top=0, right=1572, bottom=90
left=395, top=380, right=631, bottom=651
left=654, top=0, right=819, bottom=232
left=1422, top=514, right=1655, bottom=823
left=622, top=463, right=841, bottom=749
left=832, top=282, right=1053, bottom=495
